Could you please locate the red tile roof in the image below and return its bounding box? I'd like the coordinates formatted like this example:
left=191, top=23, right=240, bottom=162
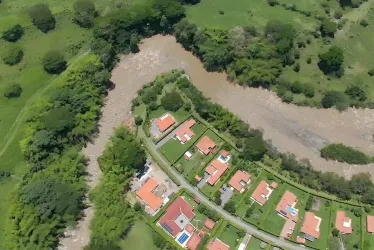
left=205, top=160, right=228, bottom=186
left=187, top=233, right=202, bottom=250
left=270, top=182, right=278, bottom=189
left=196, top=136, right=216, bottom=155
left=220, top=150, right=229, bottom=158
left=193, top=197, right=201, bottom=204
left=250, top=181, right=273, bottom=205
left=228, top=170, right=251, bottom=192
left=136, top=178, right=163, bottom=211
left=275, top=191, right=299, bottom=222
left=335, top=211, right=352, bottom=234
left=203, top=219, right=215, bottom=231
left=186, top=224, right=194, bottom=234
left=207, top=238, right=230, bottom=250
left=301, top=212, right=321, bottom=239
left=159, top=197, right=195, bottom=237
left=367, top=216, right=374, bottom=233
left=175, top=120, right=196, bottom=143
left=156, top=114, right=175, bottom=132
left=296, top=236, right=305, bottom=244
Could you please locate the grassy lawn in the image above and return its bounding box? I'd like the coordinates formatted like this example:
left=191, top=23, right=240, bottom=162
left=362, top=210, right=374, bottom=249
left=119, top=220, right=159, bottom=250
left=329, top=202, right=362, bottom=250
left=246, top=236, right=265, bottom=250
left=159, top=121, right=207, bottom=163
left=186, top=0, right=318, bottom=31
left=148, top=107, right=190, bottom=124
left=218, top=224, right=244, bottom=249
left=278, top=0, right=339, bottom=17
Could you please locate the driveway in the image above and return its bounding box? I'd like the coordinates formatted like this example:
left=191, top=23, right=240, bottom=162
left=197, top=172, right=209, bottom=189
left=220, top=184, right=233, bottom=206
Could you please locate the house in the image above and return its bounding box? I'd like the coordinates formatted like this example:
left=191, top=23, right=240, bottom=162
left=301, top=212, right=322, bottom=241
left=158, top=197, right=195, bottom=237
left=367, top=216, right=374, bottom=234
left=186, top=233, right=202, bottom=250
left=175, top=120, right=196, bottom=144
left=228, top=170, right=251, bottom=193
left=136, top=178, right=163, bottom=213
left=250, top=180, right=277, bottom=206
left=196, top=136, right=216, bottom=155
left=275, top=191, right=299, bottom=222
left=335, top=211, right=352, bottom=234
left=156, top=114, right=175, bottom=132
left=203, top=219, right=215, bottom=231
left=207, top=238, right=230, bottom=250
left=205, top=160, right=228, bottom=186
left=218, top=150, right=231, bottom=163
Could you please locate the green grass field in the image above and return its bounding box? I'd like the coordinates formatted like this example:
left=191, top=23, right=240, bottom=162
left=119, top=220, right=159, bottom=250
left=185, top=0, right=318, bottom=32
left=363, top=210, right=374, bottom=249
left=217, top=224, right=244, bottom=249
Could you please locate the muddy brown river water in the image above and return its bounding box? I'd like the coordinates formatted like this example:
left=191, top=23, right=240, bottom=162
left=59, top=35, right=374, bottom=250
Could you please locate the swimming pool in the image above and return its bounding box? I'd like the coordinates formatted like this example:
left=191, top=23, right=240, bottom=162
left=178, top=233, right=189, bottom=244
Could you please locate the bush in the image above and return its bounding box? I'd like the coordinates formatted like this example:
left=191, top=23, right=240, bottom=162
left=332, top=228, right=339, bottom=237
left=360, top=19, right=369, bottom=27
left=320, top=18, right=337, bottom=37
left=334, top=9, right=343, bottom=19
left=353, top=208, right=362, bottom=217
left=42, top=50, right=67, bottom=74
left=320, top=143, right=371, bottom=164
left=368, top=69, right=374, bottom=76
left=318, top=46, right=344, bottom=76
left=293, top=62, right=300, bottom=72
left=134, top=116, right=143, bottom=126
left=161, top=91, right=184, bottom=111
left=306, top=57, right=312, bottom=64
left=267, top=0, right=279, bottom=6
left=29, top=4, right=55, bottom=33
left=73, top=0, right=97, bottom=28
left=302, top=84, right=315, bottom=98
left=2, top=45, right=23, bottom=66
left=4, top=84, right=22, bottom=98
left=2, top=24, right=24, bottom=42
left=345, top=85, right=367, bottom=102
left=321, top=91, right=350, bottom=109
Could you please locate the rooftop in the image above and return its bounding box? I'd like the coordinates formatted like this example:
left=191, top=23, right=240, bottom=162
left=186, top=233, right=202, bottom=250
left=275, top=191, right=298, bottom=222
left=335, top=211, right=352, bottom=234
left=250, top=181, right=274, bottom=206
left=156, top=114, right=175, bottom=132
left=136, top=178, right=163, bottom=211
left=196, top=136, right=216, bottom=155
left=220, top=150, right=229, bottom=158
left=301, top=212, right=321, bottom=239
left=228, top=170, right=251, bottom=192
left=159, top=197, right=195, bottom=237
left=175, top=120, right=196, bottom=143
left=207, top=238, right=230, bottom=250
left=203, top=218, right=215, bottom=231
left=367, top=216, right=374, bottom=233
left=205, top=160, right=228, bottom=186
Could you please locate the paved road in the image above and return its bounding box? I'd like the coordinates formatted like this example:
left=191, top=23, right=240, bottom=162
left=140, top=129, right=306, bottom=250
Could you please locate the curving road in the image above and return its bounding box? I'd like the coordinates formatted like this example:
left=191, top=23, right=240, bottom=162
left=139, top=129, right=305, bottom=250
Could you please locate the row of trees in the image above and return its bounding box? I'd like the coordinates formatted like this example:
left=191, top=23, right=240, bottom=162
left=320, top=143, right=372, bottom=164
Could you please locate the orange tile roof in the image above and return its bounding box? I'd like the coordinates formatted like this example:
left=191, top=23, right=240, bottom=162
left=296, top=236, right=305, bottom=244
left=301, top=212, right=321, bottom=239
left=175, top=120, right=196, bottom=143
left=203, top=219, right=215, bottom=230
left=220, top=150, right=229, bottom=158
left=156, top=114, right=175, bottom=132
left=228, top=170, right=251, bottom=192
left=336, top=211, right=352, bottom=234
left=136, top=178, right=163, bottom=211
left=250, top=180, right=272, bottom=205
left=275, top=191, right=299, bottom=222
left=205, top=160, right=228, bottom=186
left=186, top=224, right=194, bottom=234
left=187, top=233, right=202, bottom=250
left=207, top=238, right=230, bottom=250
left=196, top=136, right=216, bottom=155
left=367, top=216, right=374, bottom=233
left=270, top=182, right=278, bottom=189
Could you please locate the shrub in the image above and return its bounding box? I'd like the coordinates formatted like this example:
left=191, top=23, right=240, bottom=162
left=2, top=24, right=24, bottom=42
left=365, top=206, right=372, bottom=213
left=345, top=85, right=367, bottom=102
left=320, top=143, right=371, bottom=164
left=161, top=91, right=184, bottom=111
left=360, top=19, right=369, bottom=27
left=2, top=45, right=23, bottom=66
left=332, top=228, right=339, bottom=237
left=306, top=57, right=312, bottom=64
left=318, top=46, right=344, bottom=76
left=368, top=69, right=374, bottom=76
left=321, top=91, right=350, bottom=109
left=73, top=0, right=96, bottom=28
left=293, top=62, right=300, bottom=72
left=29, top=4, right=55, bottom=33
left=42, top=50, right=67, bottom=74
left=267, top=0, right=279, bottom=6
left=4, top=83, right=22, bottom=98
left=334, top=9, right=343, bottom=19
left=134, top=116, right=143, bottom=126
left=302, top=84, right=315, bottom=98
left=320, top=18, right=337, bottom=37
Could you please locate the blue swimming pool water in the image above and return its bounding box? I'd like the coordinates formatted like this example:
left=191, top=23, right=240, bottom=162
left=178, top=233, right=189, bottom=244
left=286, top=206, right=298, bottom=216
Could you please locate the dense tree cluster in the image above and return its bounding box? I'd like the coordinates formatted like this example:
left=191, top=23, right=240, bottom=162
left=2, top=24, right=24, bottom=42
left=2, top=45, right=23, bottom=66
left=73, top=0, right=97, bottom=28
left=318, top=46, right=344, bottom=77
left=42, top=50, right=67, bottom=74
left=321, top=143, right=372, bottom=164
left=161, top=91, right=184, bottom=111
left=3, top=83, right=22, bottom=98
left=29, top=4, right=56, bottom=33
left=321, top=91, right=350, bottom=110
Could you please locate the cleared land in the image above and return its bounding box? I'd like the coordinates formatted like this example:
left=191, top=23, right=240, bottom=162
left=119, top=220, right=159, bottom=250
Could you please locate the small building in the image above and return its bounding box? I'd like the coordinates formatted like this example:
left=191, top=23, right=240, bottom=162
left=186, top=233, right=202, bottom=250
left=218, top=150, right=231, bottom=163
left=367, top=216, right=374, bottom=234
left=196, top=136, right=216, bottom=155
left=275, top=191, right=299, bottom=222
left=301, top=212, right=322, bottom=241
left=136, top=178, right=163, bottom=213
left=158, top=197, right=195, bottom=237
left=203, top=219, right=215, bottom=231
left=296, top=236, right=305, bottom=244
left=156, top=114, right=175, bottom=132
left=207, top=238, right=230, bottom=250
left=175, top=120, right=196, bottom=144
left=250, top=180, right=277, bottom=206
left=193, top=196, right=201, bottom=204
left=335, top=211, right=352, bottom=234
left=185, top=151, right=192, bottom=160
left=205, top=160, right=228, bottom=186
left=228, top=170, right=251, bottom=193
